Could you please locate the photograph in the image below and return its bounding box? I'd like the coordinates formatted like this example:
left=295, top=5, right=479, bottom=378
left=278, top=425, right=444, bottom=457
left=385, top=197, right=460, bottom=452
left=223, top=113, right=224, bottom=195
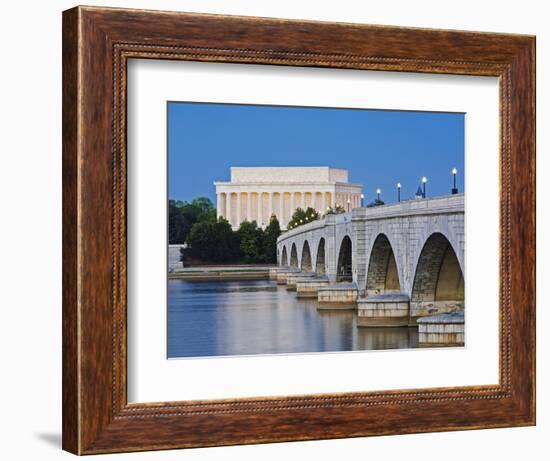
left=167, top=102, right=465, bottom=358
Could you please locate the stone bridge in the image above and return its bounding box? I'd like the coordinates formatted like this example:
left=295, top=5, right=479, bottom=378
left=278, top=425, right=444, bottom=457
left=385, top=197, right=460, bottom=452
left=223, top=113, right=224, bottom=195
left=275, top=194, right=465, bottom=333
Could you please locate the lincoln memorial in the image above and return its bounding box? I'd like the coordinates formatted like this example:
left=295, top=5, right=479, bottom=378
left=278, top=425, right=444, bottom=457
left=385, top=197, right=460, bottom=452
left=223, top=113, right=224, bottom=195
left=214, top=167, right=363, bottom=230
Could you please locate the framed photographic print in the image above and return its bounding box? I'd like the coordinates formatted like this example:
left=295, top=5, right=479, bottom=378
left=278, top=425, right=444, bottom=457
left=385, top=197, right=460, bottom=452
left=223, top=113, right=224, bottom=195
left=62, top=6, right=535, bottom=455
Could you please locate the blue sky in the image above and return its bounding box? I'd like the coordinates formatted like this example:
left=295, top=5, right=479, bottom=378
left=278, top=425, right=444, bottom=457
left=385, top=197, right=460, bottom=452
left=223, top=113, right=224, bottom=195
left=168, top=102, right=464, bottom=205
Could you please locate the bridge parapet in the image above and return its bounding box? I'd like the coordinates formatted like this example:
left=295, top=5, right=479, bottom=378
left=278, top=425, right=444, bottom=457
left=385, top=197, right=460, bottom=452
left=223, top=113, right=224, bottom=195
left=277, top=194, right=464, bottom=247
left=277, top=216, right=327, bottom=245
left=352, top=194, right=464, bottom=221
left=276, top=212, right=353, bottom=245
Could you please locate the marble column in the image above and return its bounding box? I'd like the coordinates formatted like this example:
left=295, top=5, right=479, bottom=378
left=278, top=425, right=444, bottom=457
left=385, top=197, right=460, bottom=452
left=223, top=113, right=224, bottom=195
left=322, top=192, right=327, bottom=213
left=216, top=193, right=222, bottom=219
left=301, top=191, right=306, bottom=209
left=225, top=193, right=232, bottom=225
left=236, top=192, right=241, bottom=225
left=268, top=192, right=273, bottom=222
left=279, top=192, right=284, bottom=224
left=257, top=192, right=263, bottom=226
left=246, top=192, right=252, bottom=222
left=290, top=192, right=296, bottom=216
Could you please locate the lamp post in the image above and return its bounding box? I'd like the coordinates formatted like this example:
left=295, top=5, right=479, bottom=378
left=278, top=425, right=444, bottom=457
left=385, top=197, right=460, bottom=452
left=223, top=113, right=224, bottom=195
left=397, top=183, right=401, bottom=202
left=346, top=198, right=351, bottom=212
left=451, top=168, right=458, bottom=194
left=421, top=176, right=427, bottom=198
left=360, top=193, right=364, bottom=208
left=376, top=188, right=381, bottom=202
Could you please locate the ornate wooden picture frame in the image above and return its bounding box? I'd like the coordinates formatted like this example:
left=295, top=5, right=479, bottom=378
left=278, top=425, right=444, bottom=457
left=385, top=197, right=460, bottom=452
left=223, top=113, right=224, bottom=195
left=62, top=5, right=535, bottom=455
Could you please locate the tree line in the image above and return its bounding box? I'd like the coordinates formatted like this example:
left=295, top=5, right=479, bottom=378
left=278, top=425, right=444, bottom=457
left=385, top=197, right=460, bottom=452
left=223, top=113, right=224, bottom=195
left=169, top=197, right=356, bottom=265
left=169, top=197, right=281, bottom=264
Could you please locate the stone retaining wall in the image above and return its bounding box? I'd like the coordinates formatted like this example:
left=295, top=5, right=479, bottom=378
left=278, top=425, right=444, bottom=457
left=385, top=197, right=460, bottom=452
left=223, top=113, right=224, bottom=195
left=296, top=278, right=330, bottom=298
left=317, top=283, right=358, bottom=309
left=286, top=272, right=316, bottom=290
left=417, top=312, right=465, bottom=346
left=357, top=294, right=410, bottom=327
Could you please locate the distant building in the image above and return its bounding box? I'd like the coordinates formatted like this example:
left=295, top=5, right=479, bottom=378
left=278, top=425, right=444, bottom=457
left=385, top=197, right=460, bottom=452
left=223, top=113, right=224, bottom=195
left=214, top=167, right=363, bottom=230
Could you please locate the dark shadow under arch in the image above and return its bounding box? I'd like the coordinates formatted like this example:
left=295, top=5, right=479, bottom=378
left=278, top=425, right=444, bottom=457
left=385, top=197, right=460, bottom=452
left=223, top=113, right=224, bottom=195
left=281, top=246, right=288, bottom=266
left=290, top=243, right=298, bottom=268
left=366, top=234, right=401, bottom=295
left=336, top=236, right=352, bottom=282
left=315, top=238, right=326, bottom=275
left=411, top=232, right=464, bottom=315
left=301, top=241, right=312, bottom=271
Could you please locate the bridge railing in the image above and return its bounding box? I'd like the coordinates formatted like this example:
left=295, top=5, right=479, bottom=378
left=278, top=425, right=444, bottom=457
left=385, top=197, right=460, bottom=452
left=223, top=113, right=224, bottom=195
left=352, top=193, right=464, bottom=220
left=277, top=193, right=464, bottom=245
left=277, top=215, right=330, bottom=244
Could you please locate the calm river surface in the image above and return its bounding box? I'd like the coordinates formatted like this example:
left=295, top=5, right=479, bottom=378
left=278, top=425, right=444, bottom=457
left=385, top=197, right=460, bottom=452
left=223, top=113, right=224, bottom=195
left=168, top=279, right=418, bottom=358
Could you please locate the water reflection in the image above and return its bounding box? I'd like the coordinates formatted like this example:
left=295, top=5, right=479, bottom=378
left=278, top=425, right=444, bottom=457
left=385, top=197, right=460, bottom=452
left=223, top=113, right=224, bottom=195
left=167, top=279, right=418, bottom=358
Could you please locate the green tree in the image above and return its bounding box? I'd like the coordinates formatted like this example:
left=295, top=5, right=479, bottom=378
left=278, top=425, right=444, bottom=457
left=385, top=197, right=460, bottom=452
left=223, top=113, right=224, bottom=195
left=213, top=218, right=241, bottom=262
left=237, top=220, right=265, bottom=263
left=168, top=200, right=186, bottom=244
left=263, top=215, right=281, bottom=263
left=196, top=207, right=217, bottom=224
left=186, top=218, right=241, bottom=263
left=186, top=221, right=216, bottom=261
left=191, top=197, right=215, bottom=215
left=287, top=207, right=320, bottom=230
left=324, top=204, right=346, bottom=215
left=168, top=197, right=217, bottom=244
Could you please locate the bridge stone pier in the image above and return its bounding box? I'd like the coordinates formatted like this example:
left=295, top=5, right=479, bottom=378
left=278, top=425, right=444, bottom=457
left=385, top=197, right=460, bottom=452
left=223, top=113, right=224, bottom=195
left=276, top=194, right=465, bottom=328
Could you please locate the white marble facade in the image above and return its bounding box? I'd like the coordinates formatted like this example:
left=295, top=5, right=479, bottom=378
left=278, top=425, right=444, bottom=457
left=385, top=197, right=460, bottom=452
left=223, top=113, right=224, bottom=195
left=214, top=167, right=363, bottom=230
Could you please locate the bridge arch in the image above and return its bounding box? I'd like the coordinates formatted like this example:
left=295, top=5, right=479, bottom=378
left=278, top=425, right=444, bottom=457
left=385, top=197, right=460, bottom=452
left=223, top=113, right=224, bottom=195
left=366, top=233, right=401, bottom=295
left=315, top=238, right=326, bottom=275
left=281, top=245, right=288, bottom=266
left=411, top=232, right=464, bottom=315
left=336, top=235, right=353, bottom=282
left=290, top=243, right=298, bottom=268
left=301, top=241, right=312, bottom=271
left=412, top=221, right=464, bottom=276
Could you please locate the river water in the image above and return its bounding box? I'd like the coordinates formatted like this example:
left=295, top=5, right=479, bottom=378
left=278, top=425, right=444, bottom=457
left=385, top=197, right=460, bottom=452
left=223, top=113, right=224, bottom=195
left=168, top=279, right=418, bottom=358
